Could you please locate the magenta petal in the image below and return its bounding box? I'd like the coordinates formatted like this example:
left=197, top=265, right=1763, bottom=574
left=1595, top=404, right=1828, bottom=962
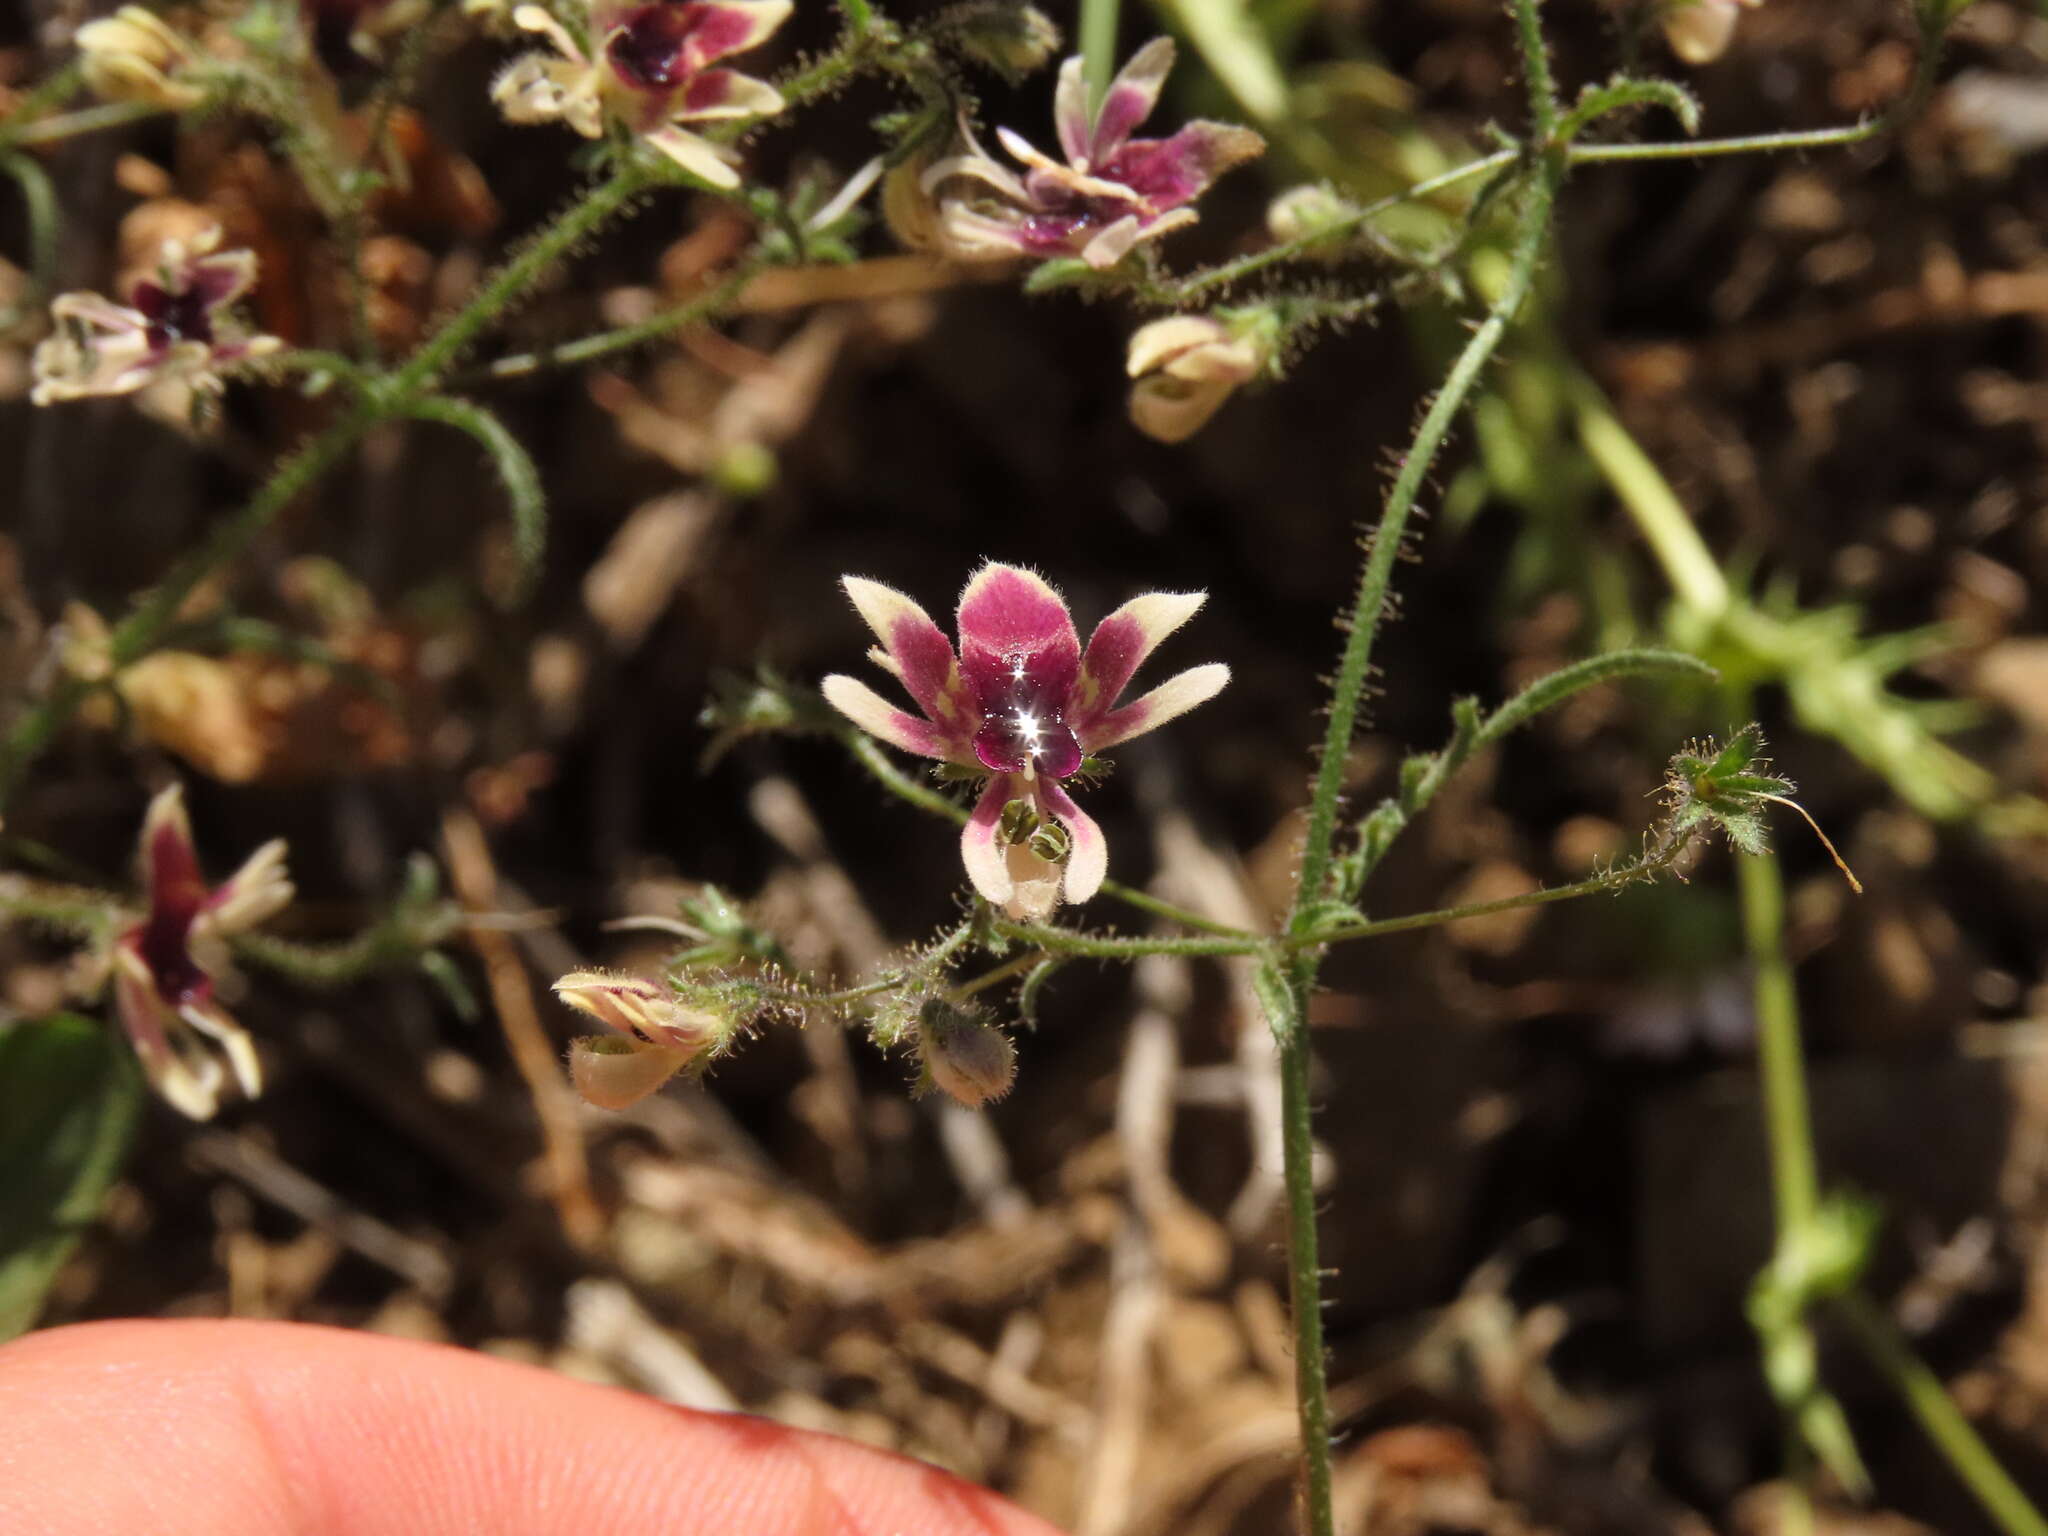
left=1037, top=778, right=1107, bottom=903
left=1079, top=661, right=1230, bottom=753
left=962, top=775, right=1019, bottom=905
left=841, top=575, right=968, bottom=731
left=681, top=66, right=740, bottom=111
left=184, top=251, right=255, bottom=312
left=677, top=0, right=789, bottom=67
left=1073, top=590, right=1205, bottom=731
left=821, top=675, right=955, bottom=761
left=135, top=786, right=209, bottom=1000
left=955, top=564, right=1081, bottom=709
left=1103, top=121, right=1264, bottom=211
left=1088, top=37, right=1174, bottom=162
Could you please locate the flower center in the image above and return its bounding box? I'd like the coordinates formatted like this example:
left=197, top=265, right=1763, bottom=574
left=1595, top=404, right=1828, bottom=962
left=972, top=652, right=1082, bottom=779
left=606, top=3, right=701, bottom=89
left=135, top=282, right=215, bottom=351
left=137, top=903, right=209, bottom=1005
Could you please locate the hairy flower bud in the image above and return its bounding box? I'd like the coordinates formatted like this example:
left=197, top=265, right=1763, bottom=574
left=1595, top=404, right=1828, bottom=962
left=1266, top=184, right=1352, bottom=248
left=949, top=3, right=1060, bottom=81
left=1660, top=0, right=1759, bottom=64
left=1125, top=311, right=1274, bottom=443
left=917, top=1001, right=1017, bottom=1108
left=75, top=7, right=205, bottom=110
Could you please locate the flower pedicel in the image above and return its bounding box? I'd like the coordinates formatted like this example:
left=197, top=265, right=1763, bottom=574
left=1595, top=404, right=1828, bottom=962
left=824, top=563, right=1228, bottom=919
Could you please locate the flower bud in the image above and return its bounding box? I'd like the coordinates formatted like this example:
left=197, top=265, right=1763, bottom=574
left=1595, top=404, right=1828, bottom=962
left=1125, top=311, right=1274, bottom=444
left=1660, top=0, right=1758, bottom=65
left=949, top=3, right=1061, bottom=82
left=75, top=7, right=205, bottom=110
left=917, top=1001, right=1017, bottom=1108
left=1266, top=184, right=1352, bottom=248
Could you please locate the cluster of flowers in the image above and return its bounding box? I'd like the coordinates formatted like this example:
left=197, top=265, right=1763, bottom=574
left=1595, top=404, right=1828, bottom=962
left=33, top=0, right=1760, bottom=1120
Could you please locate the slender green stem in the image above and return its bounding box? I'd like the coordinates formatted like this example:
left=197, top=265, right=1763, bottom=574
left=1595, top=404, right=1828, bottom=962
left=1, top=150, right=59, bottom=309
left=1096, top=880, right=1257, bottom=939
left=470, top=254, right=767, bottom=382
left=1836, top=1292, right=2048, bottom=1536
left=1260, top=134, right=1563, bottom=1536
left=1274, top=985, right=1326, bottom=1527
left=264, top=349, right=370, bottom=382
left=1170, top=151, right=1517, bottom=303
left=1568, top=120, right=1881, bottom=164
left=990, top=920, right=1263, bottom=959
left=1288, top=159, right=1561, bottom=932
left=1509, top=0, right=1560, bottom=142
left=1575, top=388, right=1729, bottom=616
left=1080, top=0, right=1121, bottom=112
left=1738, top=848, right=1818, bottom=1233
left=389, top=164, right=650, bottom=393
left=1299, top=847, right=1678, bottom=949
left=831, top=0, right=875, bottom=36
left=0, top=874, right=126, bottom=940
left=948, top=952, right=1040, bottom=1000
left=845, top=731, right=970, bottom=824
left=1, top=100, right=161, bottom=146
left=0, top=59, right=84, bottom=141
left=0, top=163, right=661, bottom=811
left=1737, top=831, right=1824, bottom=1524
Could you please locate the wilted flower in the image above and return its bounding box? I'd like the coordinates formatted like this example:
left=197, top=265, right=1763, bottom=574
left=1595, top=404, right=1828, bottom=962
left=948, top=2, right=1059, bottom=82
left=922, top=38, right=1263, bottom=269
left=113, top=785, right=293, bottom=1120
left=917, top=1001, right=1017, bottom=1107
left=31, top=226, right=280, bottom=405
left=75, top=6, right=205, bottom=110
left=1661, top=0, right=1760, bottom=63
left=823, top=563, right=1229, bottom=918
left=554, top=969, right=723, bottom=1108
left=491, top=0, right=790, bottom=188
left=1125, top=311, right=1274, bottom=443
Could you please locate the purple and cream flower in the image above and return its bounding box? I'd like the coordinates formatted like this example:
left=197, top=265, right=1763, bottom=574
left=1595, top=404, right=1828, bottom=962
left=491, top=0, right=790, bottom=188
left=921, top=37, right=1263, bottom=269
left=1125, top=311, right=1274, bottom=443
left=823, top=564, right=1229, bottom=919
left=112, top=785, right=293, bottom=1120
left=553, top=970, right=725, bottom=1108
left=31, top=226, right=280, bottom=406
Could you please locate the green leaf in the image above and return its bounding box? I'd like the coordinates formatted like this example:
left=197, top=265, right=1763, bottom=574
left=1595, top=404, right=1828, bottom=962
left=405, top=396, right=547, bottom=603
left=1559, top=75, right=1701, bottom=142
left=1477, top=647, right=1715, bottom=751
left=0, top=1016, right=142, bottom=1340
left=1251, top=957, right=1300, bottom=1046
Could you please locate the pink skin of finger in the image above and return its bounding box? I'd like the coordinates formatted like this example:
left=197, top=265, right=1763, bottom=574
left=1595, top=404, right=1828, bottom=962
left=0, top=1318, right=1069, bottom=1536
